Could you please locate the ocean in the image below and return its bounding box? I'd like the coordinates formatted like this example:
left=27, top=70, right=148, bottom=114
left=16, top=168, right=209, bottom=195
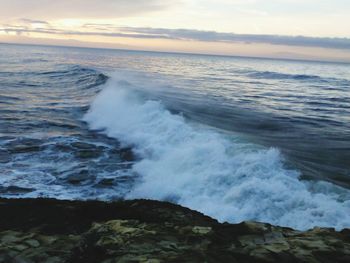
left=0, top=43, right=350, bottom=230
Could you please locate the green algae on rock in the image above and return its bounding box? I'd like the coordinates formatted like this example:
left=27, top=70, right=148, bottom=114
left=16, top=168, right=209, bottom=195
left=0, top=198, right=349, bottom=263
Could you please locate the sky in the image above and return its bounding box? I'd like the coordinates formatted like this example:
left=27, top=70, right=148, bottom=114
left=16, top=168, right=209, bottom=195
left=0, top=0, right=350, bottom=62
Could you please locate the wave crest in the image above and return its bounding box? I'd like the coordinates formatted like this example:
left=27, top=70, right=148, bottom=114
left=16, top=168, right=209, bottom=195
left=84, top=73, right=350, bottom=230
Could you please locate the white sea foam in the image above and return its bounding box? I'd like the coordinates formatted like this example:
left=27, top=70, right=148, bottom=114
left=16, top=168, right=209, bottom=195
left=84, top=74, right=350, bottom=230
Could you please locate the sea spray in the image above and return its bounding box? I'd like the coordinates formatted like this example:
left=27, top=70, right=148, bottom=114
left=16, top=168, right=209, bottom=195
left=84, top=74, right=350, bottom=230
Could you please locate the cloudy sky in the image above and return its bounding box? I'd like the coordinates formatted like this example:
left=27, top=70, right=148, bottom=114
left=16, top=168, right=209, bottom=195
left=1, top=0, right=350, bottom=62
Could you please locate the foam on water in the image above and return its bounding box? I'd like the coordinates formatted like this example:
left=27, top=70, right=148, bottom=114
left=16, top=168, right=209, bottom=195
left=84, top=73, right=350, bottom=230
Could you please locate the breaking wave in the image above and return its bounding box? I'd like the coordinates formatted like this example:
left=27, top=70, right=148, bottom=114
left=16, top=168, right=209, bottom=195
left=84, top=73, right=350, bottom=230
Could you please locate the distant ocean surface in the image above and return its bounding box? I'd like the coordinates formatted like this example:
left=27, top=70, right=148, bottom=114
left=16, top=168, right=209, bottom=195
left=1, top=43, right=350, bottom=230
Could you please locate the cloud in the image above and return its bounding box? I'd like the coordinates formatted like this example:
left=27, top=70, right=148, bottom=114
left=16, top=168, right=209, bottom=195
left=17, top=19, right=50, bottom=25
left=1, top=21, right=350, bottom=50
left=0, top=0, right=176, bottom=19
left=0, top=25, right=174, bottom=40
left=119, top=27, right=350, bottom=50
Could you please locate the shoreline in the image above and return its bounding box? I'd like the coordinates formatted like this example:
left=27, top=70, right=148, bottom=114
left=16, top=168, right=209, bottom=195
left=1, top=198, right=349, bottom=262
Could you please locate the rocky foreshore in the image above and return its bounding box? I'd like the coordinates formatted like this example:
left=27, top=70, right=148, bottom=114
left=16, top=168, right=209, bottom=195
left=0, top=198, right=349, bottom=263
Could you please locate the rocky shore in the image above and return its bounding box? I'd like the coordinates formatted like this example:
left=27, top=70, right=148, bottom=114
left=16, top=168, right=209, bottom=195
left=0, top=198, right=349, bottom=263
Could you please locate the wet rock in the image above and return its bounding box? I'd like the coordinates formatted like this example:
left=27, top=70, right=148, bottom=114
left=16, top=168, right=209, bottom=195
left=96, top=176, right=135, bottom=189
left=7, top=138, right=42, bottom=154
left=0, top=198, right=349, bottom=263
left=71, top=142, right=96, bottom=150
left=119, top=147, right=135, bottom=162
left=70, top=141, right=105, bottom=159
left=9, top=145, right=41, bottom=154
left=75, top=150, right=102, bottom=159
left=0, top=186, right=35, bottom=194
left=115, top=176, right=133, bottom=184
left=96, top=178, right=115, bottom=187
left=66, top=170, right=94, bottom=185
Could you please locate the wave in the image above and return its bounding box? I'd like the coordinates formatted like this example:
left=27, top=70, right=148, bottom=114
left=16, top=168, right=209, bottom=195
left=246, top=70, right=350, bottom=84
left=249, top=71, right=321, bottom=80
left=38, top=65, right=109, bottom=90
left=84, top=73, right=350, bottom=230
left=0, top=65, right=108, bottom=92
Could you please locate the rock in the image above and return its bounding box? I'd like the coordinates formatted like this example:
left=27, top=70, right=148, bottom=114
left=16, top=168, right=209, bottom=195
left=7, top=138, right=42, bottom=154
left=9, top=145, right=41, bottom=154
left=75, top=150, right=102, bottom=159
left=96, top=178, right=115, bottom=187
left=66, top=170, right=94, bottom=185
left=24, top=239, right=40, bottom=248
left=0, top=186, right=35, bottom=194
left=119, top=147, right=135, bottom=162
left=11, top=244, right=28, bottom=251
left=192, top=226, right=212, bottom=235
left=0, top=229, right=78, bottom=263
left=71, top=141, right=104, bottom=159
left=71, top=142, right=96, bottom=150
left=0, top=198, right=349, bottom=263
left=0, top=231, right=21, bottom=243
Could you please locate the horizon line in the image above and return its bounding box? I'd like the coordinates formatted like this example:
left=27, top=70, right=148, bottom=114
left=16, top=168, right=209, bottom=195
left=1, top=41, right=349, bottom=65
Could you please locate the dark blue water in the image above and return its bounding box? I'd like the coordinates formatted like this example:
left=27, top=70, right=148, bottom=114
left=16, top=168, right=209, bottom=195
left=1, top=43, right=350, bottom=230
